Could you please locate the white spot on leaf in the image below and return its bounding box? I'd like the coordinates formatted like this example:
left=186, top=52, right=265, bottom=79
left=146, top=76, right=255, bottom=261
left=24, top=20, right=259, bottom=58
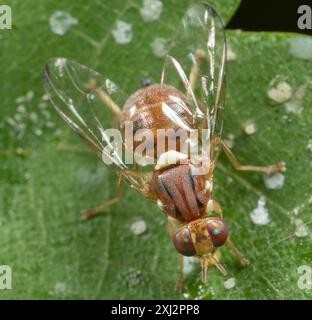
left=29, top=112, right=38, bottom=123
left=17, top=105, right=26, bottom=113
left=38, top=102, right=48, bottom=110
left=284, top=83, right=307, bottom=114
left=15, top=96, right=25, bottom=104
left=243, top=121, right=257, bottom=135
left=250, top=196, right=270, bottom=226
left=224, top=133, right=235, bottom=148
left=307, top=139, right=312, bottom=152
left=267, top=81, right=293, bottom=103
left=288, top=37, right=312, bottom=60
left=227, top=48, right=237, bottom=62
left=49, top=282, right=67, bottom=295
left=264, top=173, right=285, bottom=190
left=46, top=121, right=55, bottom=128
left=131, top=220, right=147, bottom=235
left=224, top=277, right=236, bottom=289
left=151, top=38, right=168, bottom=58
left=183, top=257, right=198, bottom=275
left=34, top=128, right=43, bottom=136
left=15, top=90, right=35, bottom=104
left=41, top=93, right=50, bottom=101
left=49, top=11, right=78, bottom=36
left=112, top=20, right=133, bottom=44
left=26, top=90, right=34, bottom=101
left=140, top=0, right=163, bottom=22
left=294, top=219, right=309, bottom=238
left=187, top=6, right=203, bottom=27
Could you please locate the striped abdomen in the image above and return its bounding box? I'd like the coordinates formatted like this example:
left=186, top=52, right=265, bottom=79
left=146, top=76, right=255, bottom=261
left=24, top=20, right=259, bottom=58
left=122, top=84, right=195, bottom=159
left=152, top=163, right=210, bottom=222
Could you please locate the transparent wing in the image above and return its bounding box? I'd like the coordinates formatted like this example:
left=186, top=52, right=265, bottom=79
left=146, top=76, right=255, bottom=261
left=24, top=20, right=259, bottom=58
left=43, top=58, right=147, bottom=191
left=162, top=3, right=227, bottom=165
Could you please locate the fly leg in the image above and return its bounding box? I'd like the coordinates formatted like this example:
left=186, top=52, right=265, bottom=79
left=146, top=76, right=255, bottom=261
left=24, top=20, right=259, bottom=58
left=226, top=239, right=249, bottom=267
left=220, top=139, right=286, bottom=174
left=81, top=175, right=124, bottom=219
left=79, top=81, right=124, bottom=220
left=187, top=50, right=205, bottom=95
left=167, top=217, right=185, bottom=292
left=176, top=255, right=185, bottom=292
left=87, top=80, right=123, bottom=120
left=82, top=170, right=150, bottom=219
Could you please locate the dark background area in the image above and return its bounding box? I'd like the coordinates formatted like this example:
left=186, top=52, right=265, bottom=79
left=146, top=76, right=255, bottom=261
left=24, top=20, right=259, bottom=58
left=227, top=0, right=312, bottom=35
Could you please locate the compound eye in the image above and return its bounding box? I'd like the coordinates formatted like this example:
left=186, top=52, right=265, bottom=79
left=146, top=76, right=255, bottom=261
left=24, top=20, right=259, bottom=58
left=172, top=226, right=196, bottom=256
left=205, top=219, right=228, bottom=247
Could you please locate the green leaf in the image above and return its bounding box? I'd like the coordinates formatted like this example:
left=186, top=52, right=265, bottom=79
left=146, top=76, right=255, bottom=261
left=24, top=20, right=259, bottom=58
left=1, top=0, right=312, bottom=299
